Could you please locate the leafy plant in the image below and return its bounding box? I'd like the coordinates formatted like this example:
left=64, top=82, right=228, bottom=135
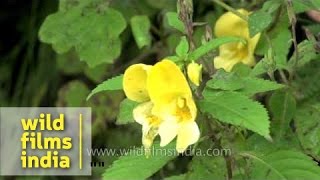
left=35, top=0, right=320, bottom=179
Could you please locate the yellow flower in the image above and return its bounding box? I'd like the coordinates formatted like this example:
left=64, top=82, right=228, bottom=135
left=213, top=9, right=261, bottom=72
left=187, top=62, right=202, bottom=86
left=123, top=60, right=200, bottom=153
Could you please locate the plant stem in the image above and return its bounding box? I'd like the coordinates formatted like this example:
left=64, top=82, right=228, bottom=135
left=286, top=0, right=298, bottom=81
left=178, top=0, right=196, bottom=50
left=206, top=117, right=233, bottom=180
left=212, top=0, right=248, bottom=21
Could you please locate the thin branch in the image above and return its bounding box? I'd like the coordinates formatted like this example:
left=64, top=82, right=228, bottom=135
left=206, top=117, right=233, bottom=180
left=286, top=0, right=299, bottom=81
left=212, top=0, right=248, bottom=21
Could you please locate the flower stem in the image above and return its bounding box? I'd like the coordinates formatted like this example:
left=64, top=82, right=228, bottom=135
left=212, top=0, right=248, bottom=21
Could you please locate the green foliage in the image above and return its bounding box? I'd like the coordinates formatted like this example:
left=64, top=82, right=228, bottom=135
left=103, top=143, right=177, bottom=180
left=189, top=37, right=245, bottom=61
left=256, top=10, right=291, bottom=69
left=130, top=15, right=152, bottom=49
left=292, top=61, right=320, bottom=101
left=293, top=0, right=320, bottom=13
left=244, top=150, right=320, bottom=180
left=268, top=91, right=296, bottom=140
left=295, top=102, right=320, bottom=160
left=248, top=0, right=281, bottom=37
left=87, top=75, right=123, bottom=100
left=39, top=0, right=126, bottom=67
left=288, top=40, right=319, bottom=68
left=117, top=99, right=138, bottom=125
left=207, top=70, right=284, bottom=96
left=187, top=156, right=226, bottom=180
left=165, top=12, right=185, bottom=33
left=175, top=36, right=189, bottom=57
left=18, top=0, right=320, bottom=179
left=200, top=90, right=271, bottom=139
left=164, top=174, right=186, bottom=180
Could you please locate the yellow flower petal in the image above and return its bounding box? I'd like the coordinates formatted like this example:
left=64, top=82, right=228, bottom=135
left=123, top=64, right=151, bottom=102
left=133, top=101, right=154, bottom=125
left=213, top=9, right=261, bottom=72
left=176, top=121, right=200, bottom=153
left=214, top=9, right=250, bottom=38
left=248, top=33, right=261, bottom=55
left=147, top=59, right=192, bottom=105
left=158, top=120, right=179, bottom=147
left=133, top=101, right=161, bottom=150
left=187, top=62, right=202, bottom=86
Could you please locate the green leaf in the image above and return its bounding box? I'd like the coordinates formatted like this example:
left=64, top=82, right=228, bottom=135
left=292, top=61, right=320, bottom=101
left=39, top=0, right=126, bottom=67
left=251, top=57, right=274, bottom=77
left=130, top=15, right=152, bottom=49
left=87, top=75, right=123, bottom=100
left=187, top=156, right=226, bottom=180
left=200, top=91, right=271, bottom=139
left=293, top=0, right=320, bottom=13
left=165, top=12, right=185, bottom=33
left=295, top=102, right=320, bottom=160
left=268, top=91, right=296, bottom=140
left=164, top=174, right=186, bottom=180
left=255, top=12, right=291, bottom=69
left=207, top=70, right=244, bottom=91
left=207, top=70, right=284, bottom=96
left=289, top=40, right=318, bottom=68
left=238, top=77, right=284, bottom=96
left=189, top=36, right=245, bottom=61
left=242, top=150, right=320, bottom=180
left=57, top=81, right=89, bottom=107
left=175, top=36, right=189, bottom=57
left=116, top=99, right=138, bottom=125
left=103, top=142, right=177, bottom=180
left=249, top=12, right=273, bottom=38
left=248, top=0, right=281, bottom=37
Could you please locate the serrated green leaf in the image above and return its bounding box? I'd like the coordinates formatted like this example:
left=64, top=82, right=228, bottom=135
left=249, top=11, right=273, bottom=37
left=295, top=102, right=320, bottom=160
left=255, top=12, right=291, bottom=69
left=87, top=75, right=123, bottom=100
left=292, top=61, right=320, bottom=101
left=116, top=99, right=138, bottom=125
left=207, top=70, right=284, bottom=95
left=39, top=0, right=126, bottom=67
left=200, top=91, right=271, bottom=139
left=289, top=40, right=318, bottom=68
left=242, top=150, right=320, bottom=180
left=251, top=57, right=273, bottom=76
left=187, top=156, right=226, bottom=180
left=249, top=0, right=281, bottom=37
left=175, top=36, right=189, bottom=57
left=165, top=12, right=185, bottom=33
left=232, top=63, right=252, bottom=77
left=103, top=142, right=177, bottom=180
left=238, top=77, right=284, bottom=96
left=189, top=36, right=245, bottom=61
left=207, top=70, right=244, bottom=91
left=269, top=91, right=296, bottom=140
left=130, top=15, right=152, bottom=49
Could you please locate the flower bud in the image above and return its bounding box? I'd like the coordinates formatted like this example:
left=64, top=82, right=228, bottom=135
left=187, top=62, right=202, bottom=86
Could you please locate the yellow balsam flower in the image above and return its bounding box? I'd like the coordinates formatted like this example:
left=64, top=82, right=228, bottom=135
left=187, top=62, right=202, bottom=86
left=213, top=9, right=261, bottom=72
left=123, top=60, right=200, bottom=153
